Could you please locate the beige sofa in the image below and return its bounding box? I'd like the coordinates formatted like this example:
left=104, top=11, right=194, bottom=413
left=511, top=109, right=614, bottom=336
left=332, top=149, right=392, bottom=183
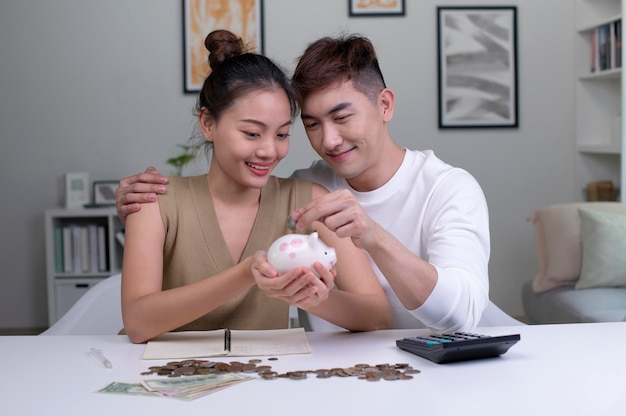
left=522, top=202, right=626, bottom=324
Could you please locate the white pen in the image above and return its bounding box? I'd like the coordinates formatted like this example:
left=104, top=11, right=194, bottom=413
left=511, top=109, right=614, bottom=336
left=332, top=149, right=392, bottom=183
left=89, top=347, right=113, bottom=369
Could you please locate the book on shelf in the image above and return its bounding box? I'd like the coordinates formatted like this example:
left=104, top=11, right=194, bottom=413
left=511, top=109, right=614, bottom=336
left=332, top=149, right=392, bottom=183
left=58, top=223, right=109, bottom=273
left=591, top=28, right=598, bottom=72
left=97, top=225, right=107, bottom=271
left=53, top=226, right=64, bottom=273
left=80, top=225, right=90, bottom=272
left=88, top=224, right=99, bottom=273
left=142, top=328, right=312, bottom=360
left=71, top=225, right=81, bottom=273
left=598, top=23, right=611, bottom=71
left=615, top=20, right=622, bottom=68
left=590, top=21, right=622, bottom=73
left=63, top=226, right=72, bottom=272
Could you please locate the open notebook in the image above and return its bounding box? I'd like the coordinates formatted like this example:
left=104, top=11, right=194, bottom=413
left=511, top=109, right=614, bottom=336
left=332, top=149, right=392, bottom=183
left=142, top=328, right=312, bottom=360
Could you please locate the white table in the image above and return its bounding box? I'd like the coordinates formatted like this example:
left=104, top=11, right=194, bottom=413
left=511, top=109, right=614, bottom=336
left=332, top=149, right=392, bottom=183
left=1, top=323, right=625, bottom=415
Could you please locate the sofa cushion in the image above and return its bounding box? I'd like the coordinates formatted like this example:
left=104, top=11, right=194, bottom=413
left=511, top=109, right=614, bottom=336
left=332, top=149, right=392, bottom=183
left=522, top=280, right=626, bottom=324
left=576, top=208, right=626, bottom=289
left=529, top=202, right=626, bottom=293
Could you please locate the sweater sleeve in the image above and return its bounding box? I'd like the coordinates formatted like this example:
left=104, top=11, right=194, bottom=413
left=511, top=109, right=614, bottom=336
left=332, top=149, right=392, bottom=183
left=408, top=169, right=490, bottom=332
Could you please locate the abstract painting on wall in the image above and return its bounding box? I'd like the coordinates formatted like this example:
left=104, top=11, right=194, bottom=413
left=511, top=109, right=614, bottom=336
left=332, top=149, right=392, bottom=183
left=437, top=6, right=518, bottom=128
left=349, top=0, right=405, bottom=17
left=183, top=0, right=264, bottom=93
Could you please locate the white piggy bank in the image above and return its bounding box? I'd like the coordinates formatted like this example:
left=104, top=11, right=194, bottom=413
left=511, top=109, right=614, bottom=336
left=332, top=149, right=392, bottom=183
left=267, top=232, right=337, bottom=276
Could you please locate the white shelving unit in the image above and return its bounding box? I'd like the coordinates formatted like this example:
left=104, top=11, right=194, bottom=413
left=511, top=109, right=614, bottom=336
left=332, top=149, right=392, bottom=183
left=44, top=207, right=123, bottom=325
left=574, top=0, right=625, bottom=199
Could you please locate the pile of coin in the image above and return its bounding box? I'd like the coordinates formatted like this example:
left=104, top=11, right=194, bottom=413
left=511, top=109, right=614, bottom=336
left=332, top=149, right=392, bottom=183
left=141, top=359, right=420, bottom=382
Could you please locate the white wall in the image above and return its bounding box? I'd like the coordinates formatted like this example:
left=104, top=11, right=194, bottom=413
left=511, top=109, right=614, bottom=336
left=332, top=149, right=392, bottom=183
left=0, top=0, right=576, bottom=328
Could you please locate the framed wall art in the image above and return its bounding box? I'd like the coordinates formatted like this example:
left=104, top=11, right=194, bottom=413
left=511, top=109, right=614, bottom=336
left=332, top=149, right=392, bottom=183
left=183, top=0, right=264, bottom=93
left=349, top=0, right=405, bottom=17
left=92, top=181, right=119, bottom=206
left=437, top=6, right=518, bottom=128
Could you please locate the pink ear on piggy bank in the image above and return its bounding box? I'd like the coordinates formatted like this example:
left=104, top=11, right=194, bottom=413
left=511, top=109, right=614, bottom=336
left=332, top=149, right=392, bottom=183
left=267, top=232, right=337, bottom=275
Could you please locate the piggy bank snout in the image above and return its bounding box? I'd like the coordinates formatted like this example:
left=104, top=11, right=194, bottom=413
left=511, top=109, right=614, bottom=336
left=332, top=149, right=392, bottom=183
left=324, top=247, right=337, bottom=269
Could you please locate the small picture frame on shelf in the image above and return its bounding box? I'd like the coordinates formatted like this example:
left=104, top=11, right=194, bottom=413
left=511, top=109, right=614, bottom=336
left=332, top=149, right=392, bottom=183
left=92, top=181, right=118, bottom=206
left=349, top=0, right=405, bottom=17
left=65, top=172, right=90, bottom=209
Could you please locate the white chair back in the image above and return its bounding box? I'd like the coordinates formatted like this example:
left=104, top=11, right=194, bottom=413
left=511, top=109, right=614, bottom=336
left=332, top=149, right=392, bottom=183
left=40, top=274, right=123, bottom=335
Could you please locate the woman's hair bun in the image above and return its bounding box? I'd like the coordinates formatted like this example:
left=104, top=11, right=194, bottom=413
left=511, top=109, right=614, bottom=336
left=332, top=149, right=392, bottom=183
left=205, top=30, right=245, bottom=70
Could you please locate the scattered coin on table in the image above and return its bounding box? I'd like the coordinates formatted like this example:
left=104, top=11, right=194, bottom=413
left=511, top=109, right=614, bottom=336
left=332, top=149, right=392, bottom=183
left=141, top=359, right=420, bottom=382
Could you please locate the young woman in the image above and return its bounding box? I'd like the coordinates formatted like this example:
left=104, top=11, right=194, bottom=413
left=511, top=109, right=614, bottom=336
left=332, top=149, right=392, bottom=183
left=121, top=30, right=391, bottom=343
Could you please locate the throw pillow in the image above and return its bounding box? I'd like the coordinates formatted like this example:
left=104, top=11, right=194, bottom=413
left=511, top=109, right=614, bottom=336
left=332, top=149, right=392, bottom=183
left=529, top=202, right=626, bottom=293
left=576, top=208, right=626, bottom=289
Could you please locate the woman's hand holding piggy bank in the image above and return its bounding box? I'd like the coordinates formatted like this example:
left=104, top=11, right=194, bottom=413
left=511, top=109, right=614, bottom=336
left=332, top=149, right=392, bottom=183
left=267, top=232, right=337, bottom=276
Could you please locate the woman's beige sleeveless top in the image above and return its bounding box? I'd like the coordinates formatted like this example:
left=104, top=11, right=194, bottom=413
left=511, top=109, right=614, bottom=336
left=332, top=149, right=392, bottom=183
left=158, top=174, right=312, bottom=331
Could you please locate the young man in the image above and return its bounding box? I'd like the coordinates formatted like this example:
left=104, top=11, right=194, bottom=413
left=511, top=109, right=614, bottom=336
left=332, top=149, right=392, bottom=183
left=116, top=34, right=490, bottom=331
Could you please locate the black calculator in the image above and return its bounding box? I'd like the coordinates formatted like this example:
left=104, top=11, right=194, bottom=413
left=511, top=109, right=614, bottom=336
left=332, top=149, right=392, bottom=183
left=396, top=332, right=520, bottom=364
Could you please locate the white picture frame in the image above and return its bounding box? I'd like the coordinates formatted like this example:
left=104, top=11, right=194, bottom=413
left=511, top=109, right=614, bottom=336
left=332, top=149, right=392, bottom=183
left=65, top=172, right=90, bottom=209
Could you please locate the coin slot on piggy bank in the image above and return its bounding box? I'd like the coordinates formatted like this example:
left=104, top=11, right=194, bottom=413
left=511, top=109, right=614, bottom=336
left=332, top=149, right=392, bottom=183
left=267, top=232, right=337, bottom=276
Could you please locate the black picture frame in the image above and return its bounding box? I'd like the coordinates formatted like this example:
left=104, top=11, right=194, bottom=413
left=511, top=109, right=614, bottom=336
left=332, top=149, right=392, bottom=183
left=349, top=0, right=405, bottom=17
left=183, top=0, right=264, bottom=93
left=437, top=6, right=518, bottom=128
left=92, top=181, right=119, bottom=206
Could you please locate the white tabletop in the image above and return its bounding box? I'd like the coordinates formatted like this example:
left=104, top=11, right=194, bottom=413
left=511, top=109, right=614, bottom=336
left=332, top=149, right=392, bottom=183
left=1, top=323, right=625, bottom=415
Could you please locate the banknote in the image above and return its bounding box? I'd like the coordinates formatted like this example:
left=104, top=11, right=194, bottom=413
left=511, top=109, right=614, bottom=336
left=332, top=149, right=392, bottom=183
left=98, top=373, right=253, bottom=401
left=140, top=373, right=250, bottom=392
left=97, top=381, right=161, bottom=398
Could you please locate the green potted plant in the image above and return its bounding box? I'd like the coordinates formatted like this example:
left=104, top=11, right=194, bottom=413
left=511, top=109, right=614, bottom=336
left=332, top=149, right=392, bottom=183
left=166, top=144, right=196, bottom=176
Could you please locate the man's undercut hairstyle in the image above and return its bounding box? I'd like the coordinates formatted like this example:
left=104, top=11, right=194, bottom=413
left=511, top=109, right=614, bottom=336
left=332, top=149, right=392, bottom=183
left=292, top=34, right=387, bottom=105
